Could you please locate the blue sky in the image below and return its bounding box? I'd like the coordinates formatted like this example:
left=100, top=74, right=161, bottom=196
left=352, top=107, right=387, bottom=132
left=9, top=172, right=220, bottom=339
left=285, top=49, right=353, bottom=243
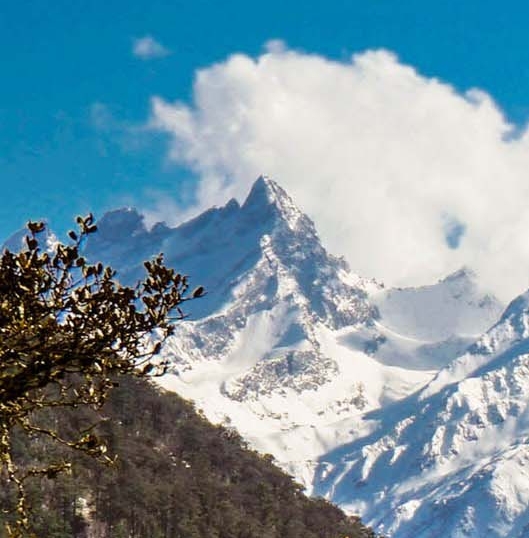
left=4, top=1, right=529, bottom=297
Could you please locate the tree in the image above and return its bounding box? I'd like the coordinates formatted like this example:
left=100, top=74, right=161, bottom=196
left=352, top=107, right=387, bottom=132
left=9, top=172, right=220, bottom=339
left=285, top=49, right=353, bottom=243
left=0, top=215, right=203, bottom=537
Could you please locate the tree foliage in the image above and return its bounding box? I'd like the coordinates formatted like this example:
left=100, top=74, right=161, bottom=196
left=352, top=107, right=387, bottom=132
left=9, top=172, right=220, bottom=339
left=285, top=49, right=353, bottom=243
left=1, top=376, right=380, bottom=538
left=0, top=216, right=201, bottom=537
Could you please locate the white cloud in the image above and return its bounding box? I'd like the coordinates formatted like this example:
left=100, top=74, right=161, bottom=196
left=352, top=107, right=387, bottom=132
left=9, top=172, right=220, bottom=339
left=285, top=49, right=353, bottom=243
left=148, top=46, right=529, bottom=302
left=132, top=35, right=170, bottom=60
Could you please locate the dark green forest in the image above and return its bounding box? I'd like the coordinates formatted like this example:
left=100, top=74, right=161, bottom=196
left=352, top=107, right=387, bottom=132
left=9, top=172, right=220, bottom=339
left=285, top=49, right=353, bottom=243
left=1, top=375, right=378, bottom=538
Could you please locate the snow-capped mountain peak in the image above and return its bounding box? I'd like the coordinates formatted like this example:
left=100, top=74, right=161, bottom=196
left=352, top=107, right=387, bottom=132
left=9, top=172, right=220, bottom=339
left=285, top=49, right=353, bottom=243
left=241, top=175, right=309, bottom=232
left=7, top=175, right=521, bottom=537
left=85, top=176, right=375, bottom=326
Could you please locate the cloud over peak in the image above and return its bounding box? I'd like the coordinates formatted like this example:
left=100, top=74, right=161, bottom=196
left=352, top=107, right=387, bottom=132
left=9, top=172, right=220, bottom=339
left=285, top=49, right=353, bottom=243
left=149, top=46, right=529, bottom=301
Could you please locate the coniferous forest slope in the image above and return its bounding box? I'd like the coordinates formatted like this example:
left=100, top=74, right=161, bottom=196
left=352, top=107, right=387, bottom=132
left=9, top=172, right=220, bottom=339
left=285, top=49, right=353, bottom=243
left=0, top=375, right=378, bottom=538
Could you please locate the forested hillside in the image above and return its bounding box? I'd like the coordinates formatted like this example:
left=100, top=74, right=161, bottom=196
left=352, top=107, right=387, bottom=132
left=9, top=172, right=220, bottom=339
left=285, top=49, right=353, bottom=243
left=1, top=376, right=378, bottom=538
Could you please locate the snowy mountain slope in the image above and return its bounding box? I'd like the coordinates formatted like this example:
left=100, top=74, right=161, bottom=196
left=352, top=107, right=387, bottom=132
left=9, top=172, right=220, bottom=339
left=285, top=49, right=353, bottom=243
left=3, top=225, right=58, bottom=254
left=77, top=176, right=503, bottom=497
left=375, top=268, right=501, bottom=342
left=159, top=320, right=432, bottom=489
left=314, top=290, right=529, bottom=537
left=361, top=269, right=504, bottom=370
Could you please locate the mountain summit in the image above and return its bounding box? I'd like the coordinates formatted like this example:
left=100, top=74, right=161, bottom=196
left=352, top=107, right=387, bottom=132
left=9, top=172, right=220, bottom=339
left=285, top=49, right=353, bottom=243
left=86, top=176, right=375, bottom=324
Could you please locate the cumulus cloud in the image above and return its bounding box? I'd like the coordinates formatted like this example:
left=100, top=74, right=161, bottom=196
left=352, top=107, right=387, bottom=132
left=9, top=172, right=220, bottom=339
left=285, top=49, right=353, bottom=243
left=132, top=35, right=170, bottom=59
left=148, top=46, right=529, bottom=301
